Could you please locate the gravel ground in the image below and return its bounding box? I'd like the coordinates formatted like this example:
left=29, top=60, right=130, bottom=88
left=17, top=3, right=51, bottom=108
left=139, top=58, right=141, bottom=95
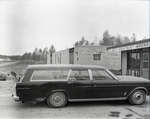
left=0, top=80, right=149, bottom=119
left=0, top=61, right=149, bottom=119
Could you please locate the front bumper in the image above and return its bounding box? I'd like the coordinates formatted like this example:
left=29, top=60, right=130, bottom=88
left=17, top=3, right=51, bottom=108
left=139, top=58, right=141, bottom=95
left=12, top=94, right=20, bottom=102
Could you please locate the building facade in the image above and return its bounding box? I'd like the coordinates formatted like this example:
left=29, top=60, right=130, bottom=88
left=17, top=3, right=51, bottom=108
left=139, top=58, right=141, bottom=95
left=107, top=39, right=150, bottom=79
left=47, top=45, right=121, bottom=70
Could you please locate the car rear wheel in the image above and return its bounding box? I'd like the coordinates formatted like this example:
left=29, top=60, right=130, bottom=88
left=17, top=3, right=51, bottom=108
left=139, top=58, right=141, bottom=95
left=128, top=90, right=146, bottom=105
left=47, top=92, right=67, bottom=108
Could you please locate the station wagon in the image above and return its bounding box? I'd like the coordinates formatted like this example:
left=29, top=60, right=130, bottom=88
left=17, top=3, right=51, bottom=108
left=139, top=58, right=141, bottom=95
left=12, top=64, right=150, bottom=107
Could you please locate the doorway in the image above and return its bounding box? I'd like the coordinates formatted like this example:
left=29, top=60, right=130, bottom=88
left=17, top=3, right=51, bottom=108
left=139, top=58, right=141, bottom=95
left=141, top=52, right=149, bottom=79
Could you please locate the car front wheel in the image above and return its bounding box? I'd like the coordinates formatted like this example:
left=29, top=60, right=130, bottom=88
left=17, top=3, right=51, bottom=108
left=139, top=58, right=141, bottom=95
left=47, top=92, right=67, bottom=108
left=128, top=90, right=146, bottom=105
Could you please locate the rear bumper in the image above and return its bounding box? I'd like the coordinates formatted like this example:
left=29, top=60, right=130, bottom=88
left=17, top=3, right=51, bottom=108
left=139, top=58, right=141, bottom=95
left=12, top=94, right=20, bottom=102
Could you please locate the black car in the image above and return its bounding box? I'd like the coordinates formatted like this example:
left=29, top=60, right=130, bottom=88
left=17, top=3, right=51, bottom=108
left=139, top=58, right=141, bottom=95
left=12, top=64, right=150, bottom=107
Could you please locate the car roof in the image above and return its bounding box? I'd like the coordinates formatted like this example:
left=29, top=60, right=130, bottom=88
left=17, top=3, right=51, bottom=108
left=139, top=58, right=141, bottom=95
left=27, top=64, right=105, bottom=70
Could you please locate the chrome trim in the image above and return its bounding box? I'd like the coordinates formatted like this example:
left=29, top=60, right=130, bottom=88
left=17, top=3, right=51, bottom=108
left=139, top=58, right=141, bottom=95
left=127, top=87, right=148, bottom=97
left=88, top=69, right=93, bottom=81
left=30, top=71, right=34, bottom=81
left=68, top=97, right=127, bottom=102
left=31, top=80, right=67, bottom=82
left=67, top=69, right=72, bottom=81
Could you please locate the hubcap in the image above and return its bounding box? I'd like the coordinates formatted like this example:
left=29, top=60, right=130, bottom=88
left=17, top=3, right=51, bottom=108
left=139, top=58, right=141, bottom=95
left=53, top=96, right=62, bottom=103
left=132, top=91, right=145, bottom=104
left=50, top=93, right=65, bottom=107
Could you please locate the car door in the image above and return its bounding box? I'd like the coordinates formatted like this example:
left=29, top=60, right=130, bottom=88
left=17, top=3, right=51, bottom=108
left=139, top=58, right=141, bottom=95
left=91, top=69, right=121, bottom=99
left=67, top=69, right=93, bottom=100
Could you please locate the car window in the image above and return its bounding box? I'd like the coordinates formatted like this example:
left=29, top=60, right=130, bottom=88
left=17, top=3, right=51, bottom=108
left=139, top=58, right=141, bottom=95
left=92, top=69, right=114, bottom=80
left=31, top=69, right=69, bottom=81
left=69, top=69, right=90, bottom=81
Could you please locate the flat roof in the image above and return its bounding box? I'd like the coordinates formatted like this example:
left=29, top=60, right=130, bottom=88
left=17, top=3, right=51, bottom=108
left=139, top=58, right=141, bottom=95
left=27, top=64, right=105, bottom=70
left=107, top=39, right=150, bottom=50
left=74, top=45, right=107, bottom=48
left=55, top=45, right=107, bottom=51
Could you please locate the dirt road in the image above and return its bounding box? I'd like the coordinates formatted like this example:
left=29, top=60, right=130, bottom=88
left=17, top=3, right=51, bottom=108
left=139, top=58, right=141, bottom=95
left=0, top=60, right=33, bottom=74
left=0, top=80, right=149, bottom=119
left=0, top=61, right=19, bottom=67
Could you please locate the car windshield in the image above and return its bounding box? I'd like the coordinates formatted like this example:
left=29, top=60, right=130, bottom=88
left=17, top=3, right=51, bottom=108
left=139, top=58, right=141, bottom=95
left=106, top=69, right=119, bottom=80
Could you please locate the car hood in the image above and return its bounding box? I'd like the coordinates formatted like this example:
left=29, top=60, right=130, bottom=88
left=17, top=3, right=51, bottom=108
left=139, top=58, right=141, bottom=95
left=117, top=75, right=150, bottom=82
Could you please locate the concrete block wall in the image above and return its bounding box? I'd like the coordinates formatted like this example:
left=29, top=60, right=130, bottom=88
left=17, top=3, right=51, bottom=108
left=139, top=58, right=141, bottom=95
left=49, top=45, right=121, bottom=70
left=74, top=46, right=121, bottom=70
left=102, top=51, right=121, bottom=70
left=74, top=46, right=106, bottom=65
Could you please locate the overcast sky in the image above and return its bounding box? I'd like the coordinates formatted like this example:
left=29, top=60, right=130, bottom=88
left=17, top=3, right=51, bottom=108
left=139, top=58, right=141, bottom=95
left=0, top=0, right=149, bottom=55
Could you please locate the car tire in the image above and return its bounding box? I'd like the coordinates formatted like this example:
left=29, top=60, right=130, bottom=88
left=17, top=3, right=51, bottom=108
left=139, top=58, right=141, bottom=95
left=47, top=92, right=67, bottom=108
left=128, top=90, right=146, bottom=105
